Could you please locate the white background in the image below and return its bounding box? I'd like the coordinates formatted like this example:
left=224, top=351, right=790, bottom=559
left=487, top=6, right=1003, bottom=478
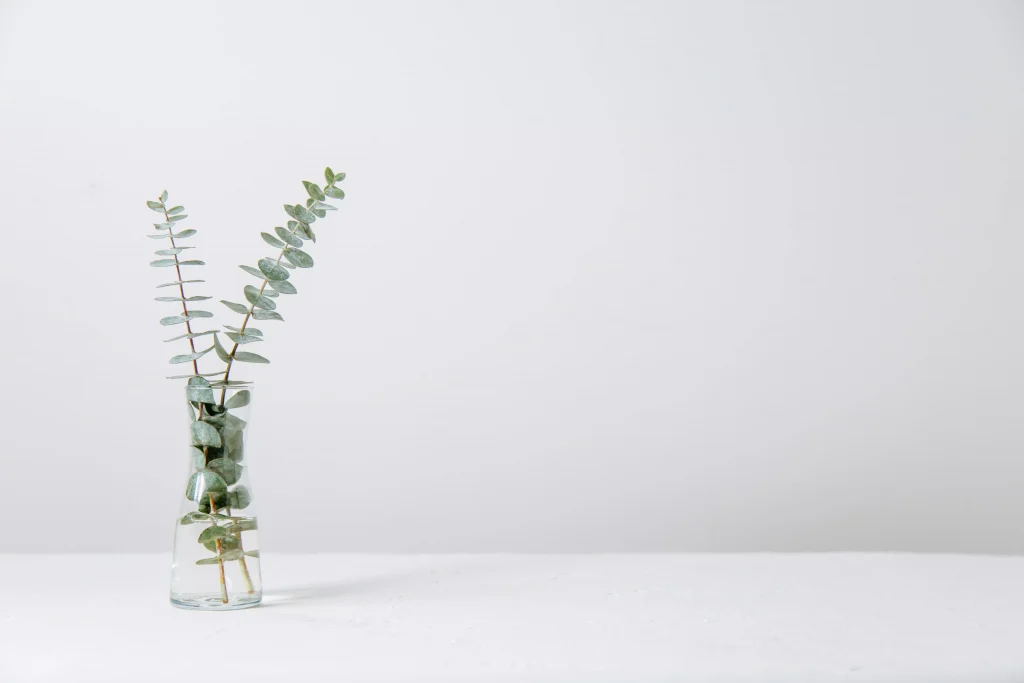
left=0, top=0, right=1021, bottom=553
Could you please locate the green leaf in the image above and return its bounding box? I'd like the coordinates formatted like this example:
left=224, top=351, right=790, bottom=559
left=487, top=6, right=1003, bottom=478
left=244, top=549, right=260, bottom=558
left=268, top=279, right=297, bottom=295
left=220, top=548, right=244, bottom=561
left=177, top=260, right=206, bottom=266
left=156, top=279, right=204, bottom=288
left=263, top=289, right=279, bottom=298
left=224, top=390, right=250, bottom=409
left=333, top=171, right=346, bottom=183
left=167, top=206, right=185, bottom=215
left=283, top=248, right=314, bottom=268
left=186, top=310, right=214, bottom=318
left=311, top=208, right=327, bottom=219
left=324, top=185, right=345, bottom=199
left=224, top=332, right=261, bottom=345
left=294, top=222, right=316, bottom=242
left=261, top=232, right=286, bottom=248
left=314, top=201, right=337, bottom=211
left=230, top=485, right=252, bottom=509
left=228, top=518, right=257, bottom=533
left=180, top=511, right=212, bottom=525
left=303, top=181, right=326, bottom=201
left=169, top=214, right=188, bottom=222
left=186, top=469, right=227, bottom=501
left=197, top=525, right=230, bottom=546
left=280, top=259, right=295, bottom=269
left=305, top=197, right=315, bottom=208
left=283, top=204, right=297, bottom=219
left=213, top=333, right=232, bottom=362
left=154, top=222, right=174, bottom=229
left=207, top=457, right=243, bottom=486
left=293, top=204, right=316, bottom=223
left=169, top=372, right=224, bottom=380
left=190, top=421, right=222, bottom=448
left=171, top=229, right=197, bottom=239
left=170, top=345, right=213, bottom=364
left=275, top=226, right=303, bottom=247
left=204, top=532, right=239, bottom=552
left=155, top=295, right=211, bottom=302
left=325, top=167, right=335, bottom=184
left=186, top=377, right=217, bottom=402
left=233, top=351, right=270, bottom=363
left=252, top=309, right=283, bottom=322
left=154, top=248, right=191, bottom=256
left=150, top=259, right=177, bottom=267
left=258, top=258, right=290, bottom=281
left=147, top=200, right=163, bottom=210
left=160, top=315, right=188, bottom=326
left=195, top=556, right=220, bottom=565
left=221, top=300, right=250, bottom=315
left=189, top=446, right=206, bottom=470
left=164, top=330, right=218, bottom=342
left=223, top=427, right=244, bottom=462
left=224, top=325, right=262, bottom=336
left=160, top=190, right=168, bottom=203
left=147, top=234, right=170, bottom=239
left=244, top=285, right=276, bottom=310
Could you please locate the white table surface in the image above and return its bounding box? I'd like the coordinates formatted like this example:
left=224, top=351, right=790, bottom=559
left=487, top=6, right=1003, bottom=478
left=1, top=553, right=1022, bottom=682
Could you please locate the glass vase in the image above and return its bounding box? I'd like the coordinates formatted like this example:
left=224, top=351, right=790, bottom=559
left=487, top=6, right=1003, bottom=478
left=170, top=381, right=262, bottom=610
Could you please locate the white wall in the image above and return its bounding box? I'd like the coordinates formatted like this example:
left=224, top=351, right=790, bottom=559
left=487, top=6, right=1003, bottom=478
left=0, top=0, right=1021, bottom=553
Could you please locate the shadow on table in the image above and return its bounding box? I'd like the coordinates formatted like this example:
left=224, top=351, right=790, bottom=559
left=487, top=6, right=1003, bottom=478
left=261, top=557, right=495, bottom=607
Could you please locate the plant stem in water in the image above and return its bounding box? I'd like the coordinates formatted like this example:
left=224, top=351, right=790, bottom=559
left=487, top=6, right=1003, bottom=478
left=210, top=493, right=228, bottom=604
left=226, top=505, right=255, bottom=594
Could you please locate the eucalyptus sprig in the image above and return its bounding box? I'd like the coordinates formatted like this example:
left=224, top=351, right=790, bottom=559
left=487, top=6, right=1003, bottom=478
left=146, top=192, right=219, bottom=379
left=214, top=167, right=346, bottom=386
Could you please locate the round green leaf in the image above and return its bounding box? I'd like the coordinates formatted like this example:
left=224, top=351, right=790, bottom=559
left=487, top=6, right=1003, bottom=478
left=268, top=280, right=297, bottom=295
left=303, top=180, right=326, bottom=201
left=224, top=325, right=262, bottom=336
left=244, top=285, right=276, bottom=310
left=258, top=258, right=290, bottom=281
left=189, top=446, right=206, bottom=469
left=275, top=226, right=303, bottom=247
left=185, top=470, right=227, bottom=501
left=230, top=485, right=252, bottom=510
left=221, top=300, right=250, bottom=315
left=190, top=421, right=222, bottom=448
left=233, top=350, right=270, bottom=363
left=324, top=185, right=345, bottom=199
left=213, top=333, right=232, bottom=363
left=252, top=309, right=283, bottom=322
left=283, top=248, right=314, bottom=268
left=207, top=458, right=243, bottom=486
left=228, top=518, right=258, bottom=533
left=150, top=259, right=177, bottom=267
left=262, top=232, right=286, bottom=248
left=224, top=390, right=251, bottom=409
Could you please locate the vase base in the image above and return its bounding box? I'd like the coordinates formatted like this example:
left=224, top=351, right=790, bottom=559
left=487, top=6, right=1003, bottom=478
left=170, top=592, right=262, bottom=611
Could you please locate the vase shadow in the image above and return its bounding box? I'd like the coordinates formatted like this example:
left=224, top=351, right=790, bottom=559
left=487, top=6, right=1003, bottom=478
left=261, top=556, right=492, bottom=607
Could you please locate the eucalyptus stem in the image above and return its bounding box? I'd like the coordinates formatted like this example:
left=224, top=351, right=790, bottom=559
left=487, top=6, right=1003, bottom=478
left=162, top=205, right=201, bottom=377
left=218, top=222, right=301, bottom=396
left=225, top=504, right=256, bottom=594
left=209, top=493, right=229, bottom=604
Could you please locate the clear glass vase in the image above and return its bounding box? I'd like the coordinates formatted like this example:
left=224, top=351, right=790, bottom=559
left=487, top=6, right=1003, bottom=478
left=170, top=381, right=262, bottom=610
